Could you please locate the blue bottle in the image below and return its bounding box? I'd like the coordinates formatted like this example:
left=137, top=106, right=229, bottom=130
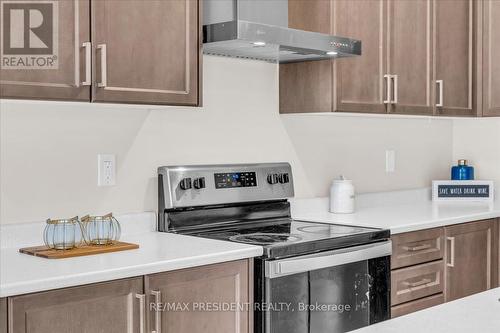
left=451, top=159, right=474, bottom=180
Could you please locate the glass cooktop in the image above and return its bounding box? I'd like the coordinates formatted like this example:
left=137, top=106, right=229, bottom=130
left=186, top=219, right=389, bottom=258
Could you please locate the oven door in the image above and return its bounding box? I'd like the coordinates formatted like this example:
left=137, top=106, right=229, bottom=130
left=263, top=241, right=391, bottom=333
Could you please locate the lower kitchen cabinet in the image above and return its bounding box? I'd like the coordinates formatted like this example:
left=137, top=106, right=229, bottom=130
left=5, top=259, right=253, bottom=333
left=390, top=228, right=445, bottom=317
left=390, top=218, right=499, bottom=317
left=1, top=298, right=6, bottom=333
left=8, top=277, right=144, bottom=333
left=145, top=259, right=252, bottom=333
left=391, top=260, right=444, bottom=306
left=444, top=219, right=498, bottom=301
left=391, top=227, right=444, bottom=269
left=391, top=293, right=444, bottom=318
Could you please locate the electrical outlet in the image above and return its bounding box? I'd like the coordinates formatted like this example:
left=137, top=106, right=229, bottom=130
left=98, top=154, right=116, bottom=186
left=385, top=150, right=396, bottom=173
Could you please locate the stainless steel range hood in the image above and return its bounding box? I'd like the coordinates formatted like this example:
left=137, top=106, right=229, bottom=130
left=203, top=0, right=361, bottom=63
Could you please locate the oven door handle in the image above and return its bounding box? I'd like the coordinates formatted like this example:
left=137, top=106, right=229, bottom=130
left=265, top=240, right=392, bottom=279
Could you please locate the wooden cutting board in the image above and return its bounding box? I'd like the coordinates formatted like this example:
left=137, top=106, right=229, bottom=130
left=19, top=241, right=139, bottom=259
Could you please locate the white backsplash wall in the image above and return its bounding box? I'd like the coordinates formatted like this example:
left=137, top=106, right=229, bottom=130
left=453, top=118, right=500, bottom=182
left=1, top=56, right=453, bottom=224
left=281, top=114, right=452, bottom=196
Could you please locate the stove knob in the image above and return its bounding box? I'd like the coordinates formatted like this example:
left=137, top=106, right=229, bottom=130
left=267, top=173, right=279, bottom=185
left=279, top=173, right=290, bottom=184
left=193, top=177, right=206, bottom=189
left=179, top=178, right=192, bottom=190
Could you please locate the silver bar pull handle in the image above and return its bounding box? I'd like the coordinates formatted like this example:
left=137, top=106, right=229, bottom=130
left=266, top=240, right=392, bottom=278
left=151, top=290, right=162, bottom=333
left=383, top=74, right=392, bottom=104
left=436, top=80, right=444, bottom=107
left=135, top=293, right=146, bottom=333
left=403, top=243, right=432, bottom=252
left=391, top=75, right=398, bottom=104
left=447, top=236, right=455, bottom=267
left=97, top=44, right=107, bottom=88
left=81, top=42, right=92, bottom=86
left=403, top=278, right=431, bottom=288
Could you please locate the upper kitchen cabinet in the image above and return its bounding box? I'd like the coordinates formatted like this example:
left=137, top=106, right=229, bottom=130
left=387, top=0, right=433, bottom=115
left=1, top=0, right=201, bottom=106
left=434, top=0, right=476, bottom=116
left=482, top=0, right=500, bottom=116
left=280, top=0, right=434, bottom=115
left=279, top=0, right=333, bottom=114
left=333, top=0, right=387, bottom=114
left=0, top=0, right=91, bottom=101
left=336, top=0, right=434, bottom=115
left=279, top=0, right=494, bottom=117
left=91, top=0, right=201, bottom=106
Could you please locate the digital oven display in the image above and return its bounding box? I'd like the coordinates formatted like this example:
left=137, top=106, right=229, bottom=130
left=214, top=172, right=257, bottom=189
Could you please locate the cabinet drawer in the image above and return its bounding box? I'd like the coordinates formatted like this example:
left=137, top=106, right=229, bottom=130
left=391, top=293, right=444, bottom=318
left=391, top=260, right=444, bottom=305
left=391, top=228, right=444, bottom=269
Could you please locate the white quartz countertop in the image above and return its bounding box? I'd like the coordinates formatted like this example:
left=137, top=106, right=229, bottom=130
left=3, top=188, right=500, bottom=298
left=291, top=188, right=500, bottom=234
left=0, top=227, right=262, bottom=298
left=351, top=288, right=500, bottom=333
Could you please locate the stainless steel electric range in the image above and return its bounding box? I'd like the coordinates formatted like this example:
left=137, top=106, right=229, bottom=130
left=158, top=163, right=391, bottom=333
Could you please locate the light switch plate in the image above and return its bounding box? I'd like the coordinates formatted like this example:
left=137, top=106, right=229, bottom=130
left=98, top=154, right=116, bottom=186
left=385, top=150, right=396, bottom=173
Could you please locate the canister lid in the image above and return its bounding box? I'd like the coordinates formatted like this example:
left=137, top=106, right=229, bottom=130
left=333, top=175, right=352, bottom=183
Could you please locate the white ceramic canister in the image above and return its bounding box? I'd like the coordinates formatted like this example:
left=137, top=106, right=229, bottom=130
left=329, top=175, right=355, bottom=214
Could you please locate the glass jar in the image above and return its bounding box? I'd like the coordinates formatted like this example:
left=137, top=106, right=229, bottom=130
left=43, top=216, right=84, bottom=250
left=81, top=213, right=121, bottom=245
left=451, top=159, right=475, bottom=180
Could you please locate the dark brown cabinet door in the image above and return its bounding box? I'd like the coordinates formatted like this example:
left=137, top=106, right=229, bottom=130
left=279, top=0, right=332, bottom=114
left=482, top=0, right=500, bottom=116
left=145, top=260, right=252, bottom=333
left=445, top=219, right=498, bottom=302
left=434, top=0, right=476, bottom=116
left=8, top=277, right=144, bottom=333
left=0, top=0, right=90, bottom=101
left=0, top=298, right=6, bottom=333
left=333, top=0, right=387, bottom=114
left=388, top=0, right=433, bottom=115
left=91, top=0, right=201, bottom=106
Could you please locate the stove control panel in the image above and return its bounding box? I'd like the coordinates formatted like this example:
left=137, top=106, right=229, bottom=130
left=215, top=172, right=257, bottom=189
left=158, top=163, right=294, bottom=209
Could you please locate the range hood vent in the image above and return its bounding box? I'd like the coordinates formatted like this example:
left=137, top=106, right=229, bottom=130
left=203, top=0, right=361, bottom=63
